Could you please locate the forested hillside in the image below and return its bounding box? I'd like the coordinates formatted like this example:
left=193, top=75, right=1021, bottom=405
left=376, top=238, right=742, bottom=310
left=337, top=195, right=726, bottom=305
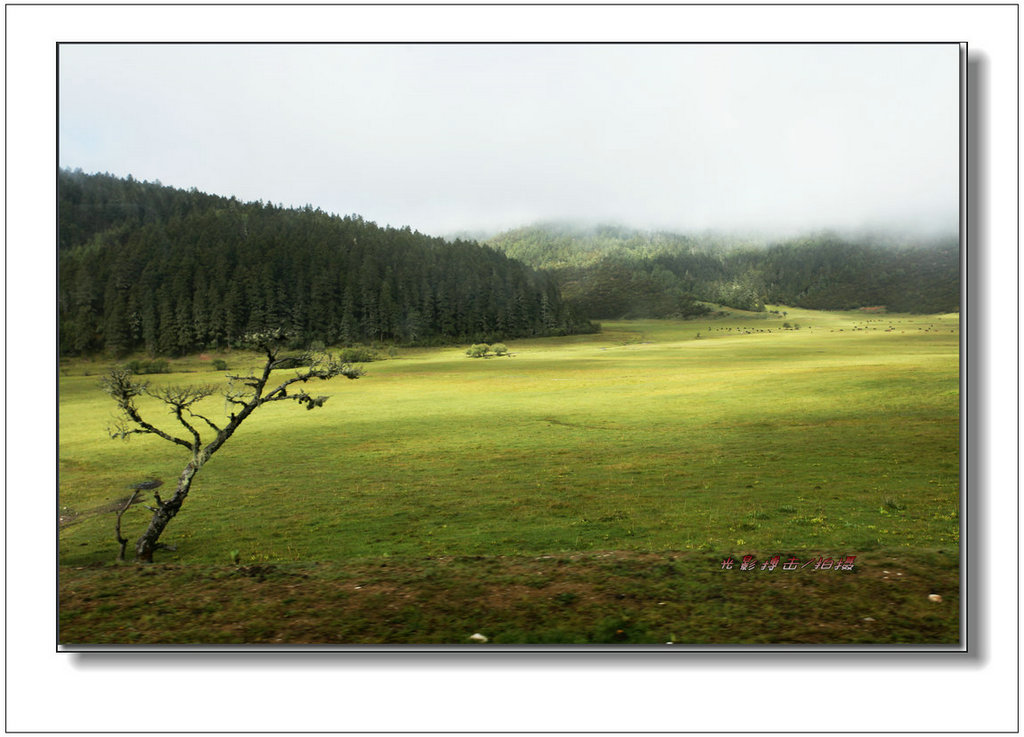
left=58, top=170, right=595, bottom=356
left=487, top=224, right=960, bottom=318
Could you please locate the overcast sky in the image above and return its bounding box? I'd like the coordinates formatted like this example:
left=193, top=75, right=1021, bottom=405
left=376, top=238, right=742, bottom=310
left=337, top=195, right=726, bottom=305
left=59, top=43, right=960, bottom=239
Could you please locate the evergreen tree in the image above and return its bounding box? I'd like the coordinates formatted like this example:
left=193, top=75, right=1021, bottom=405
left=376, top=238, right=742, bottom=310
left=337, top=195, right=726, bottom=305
left=57, top=170, right=596, bottom=357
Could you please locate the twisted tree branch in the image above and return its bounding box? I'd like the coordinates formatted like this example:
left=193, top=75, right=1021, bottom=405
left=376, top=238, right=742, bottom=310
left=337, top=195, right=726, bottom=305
left=102, top=336, right=363, bottom=562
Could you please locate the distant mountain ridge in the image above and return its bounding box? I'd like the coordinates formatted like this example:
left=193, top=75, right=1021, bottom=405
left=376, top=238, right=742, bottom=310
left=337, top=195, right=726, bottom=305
left=485, top=223, right=959, bottom=318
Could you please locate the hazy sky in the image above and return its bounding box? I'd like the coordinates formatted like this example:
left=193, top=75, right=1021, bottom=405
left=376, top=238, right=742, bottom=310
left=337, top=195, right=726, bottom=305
left=59, top=43, right=960, bottom=239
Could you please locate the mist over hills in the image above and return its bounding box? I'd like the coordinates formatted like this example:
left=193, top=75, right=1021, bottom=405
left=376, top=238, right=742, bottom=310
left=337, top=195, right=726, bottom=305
left=486, top=222, right=959, bottom=319
left=59, top=170, right=959, bottom=357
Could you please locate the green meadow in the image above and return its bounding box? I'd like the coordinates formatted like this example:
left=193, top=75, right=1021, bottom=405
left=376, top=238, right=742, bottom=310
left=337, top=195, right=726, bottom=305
left=58, top=307, right=961, bottom=644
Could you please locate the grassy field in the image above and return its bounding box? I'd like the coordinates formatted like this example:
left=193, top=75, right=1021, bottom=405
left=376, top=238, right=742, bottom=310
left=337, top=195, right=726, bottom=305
left=58, top=307, right=961, bottom=644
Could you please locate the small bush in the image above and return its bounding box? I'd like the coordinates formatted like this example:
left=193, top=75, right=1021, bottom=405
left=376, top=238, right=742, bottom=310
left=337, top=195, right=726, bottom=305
left=338, top=347, right=378, bottom=363
left=883, top=497, right=906, bottom=512
left=491, top=343, right=509, bottom=357
left=126, top=359, right=170, bottom=375
left=212, top=359, right=228, bottom=371
left=466, top=344, right=490, bottom=358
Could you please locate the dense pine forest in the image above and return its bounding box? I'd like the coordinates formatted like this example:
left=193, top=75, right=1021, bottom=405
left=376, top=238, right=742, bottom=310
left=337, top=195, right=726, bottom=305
left=59, top=170, right=959, bottom=358
left=487, top=224, right=960, bottom=319
left=58, top=170, right=594, bottom=357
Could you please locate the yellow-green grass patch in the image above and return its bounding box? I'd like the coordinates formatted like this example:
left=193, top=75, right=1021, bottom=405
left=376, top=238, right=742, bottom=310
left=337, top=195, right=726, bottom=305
left=59, top=309, right=960, bottom=643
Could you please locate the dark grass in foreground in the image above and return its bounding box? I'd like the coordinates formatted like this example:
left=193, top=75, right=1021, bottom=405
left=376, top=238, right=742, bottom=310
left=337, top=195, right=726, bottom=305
left=59, top=549, right=958, bottom=645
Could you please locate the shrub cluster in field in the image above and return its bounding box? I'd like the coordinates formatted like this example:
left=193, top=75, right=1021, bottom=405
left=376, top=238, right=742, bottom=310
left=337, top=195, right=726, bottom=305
left=466, top=343, right=510, bottom=358
left=337, top=347, right=380, bottom=363
left=125, top=358, right=171, bottom=375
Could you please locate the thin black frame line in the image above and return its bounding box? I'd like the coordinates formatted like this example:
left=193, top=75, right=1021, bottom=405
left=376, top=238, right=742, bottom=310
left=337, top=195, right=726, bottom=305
left=59, top=644, right=963, bottom=651
left=8, top=728, right=1015, bottom=732
left=52, top=40, right=968, bottom=655
left=1011, top=2, right=1019, bottom=732
left=4, top=5, right=9, bottom=734
left=54, top=43, right=62, bottom=659
left=960, top=40, right=967, bottom=651
left=12, top=2, right=1024, bottom=6
left=55, top=40, right=968, bottom=45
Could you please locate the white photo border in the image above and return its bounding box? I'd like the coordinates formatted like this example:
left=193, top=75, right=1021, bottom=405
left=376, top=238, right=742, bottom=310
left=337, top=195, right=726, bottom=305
left=9, top=3, right=1016, bottom=733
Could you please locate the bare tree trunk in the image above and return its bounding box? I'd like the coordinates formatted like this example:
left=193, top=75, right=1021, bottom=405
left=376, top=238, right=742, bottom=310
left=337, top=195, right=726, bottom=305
left=135, top=461, right=199, bottom=562
left=131, top=420, right=240, bottom=562
left=101, top=342, right=361, bottom=563
left=115, top=490, right=141, bottom=561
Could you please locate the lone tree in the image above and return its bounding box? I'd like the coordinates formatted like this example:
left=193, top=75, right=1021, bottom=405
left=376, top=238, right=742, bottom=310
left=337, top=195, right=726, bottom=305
left=102, top=332, right=363, bottom=562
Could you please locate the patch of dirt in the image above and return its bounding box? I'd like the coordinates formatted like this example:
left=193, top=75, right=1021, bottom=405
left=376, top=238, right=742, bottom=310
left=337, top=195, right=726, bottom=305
left=230, top=564, right=311, bottom=582
left=481, top=581, right=600, bottom=610
left=58, top=550, right=960, bottom=645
